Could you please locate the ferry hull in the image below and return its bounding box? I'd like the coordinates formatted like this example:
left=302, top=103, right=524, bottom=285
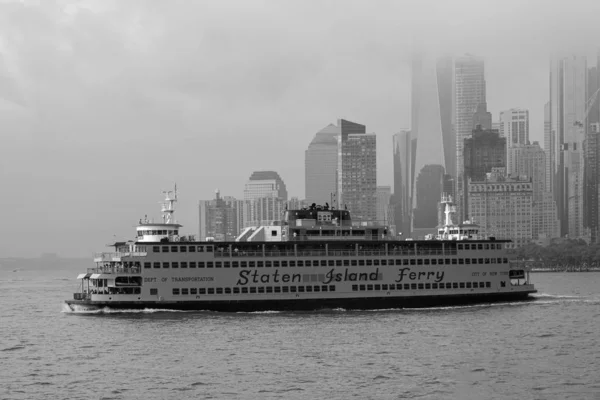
left=65, top=290, right=537, bottom=312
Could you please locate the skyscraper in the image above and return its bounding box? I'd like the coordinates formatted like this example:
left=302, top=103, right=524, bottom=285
left=544, top=102, right=553, bottom=193
left=549, top=55, right=587, bottom=238
left=305, top=124, right=340, bottom=205
left=463, top=125, right=506, bottom=218
left=472, top=103, right=492, bottom=131
left=375, top=186, right=392, bottom=226
left=510, top=142, right=559, bottom=240
left=437, top=56, right=455, bottom=179
left=584, top=54, right=600, bottom=242
left=455, top=55, right=487, bottom=221
left=198, top=190, right=239, bottom=241
left=243, top=171, right=288, bottom=228
left=392, top=130, right=412, bottom=237
left=337, top=119, right=377, bottom=221
left=244, top=171, right=288, bottom=201
left=500, top=108, right=530, bottom=175
left=468, top=169, right=533, bottom=248
left=411, top=54, right=447, bottom=237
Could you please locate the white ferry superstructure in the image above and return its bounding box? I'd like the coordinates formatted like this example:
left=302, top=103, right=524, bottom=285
left=65, top=191, right=536, bottom=312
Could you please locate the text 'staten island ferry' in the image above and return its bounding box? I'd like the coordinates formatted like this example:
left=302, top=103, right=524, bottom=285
left=65, top=189, right=536, bottom=312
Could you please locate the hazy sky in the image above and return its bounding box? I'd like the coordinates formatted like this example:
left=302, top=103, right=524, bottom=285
left=1, top=0, right=600, bottom=257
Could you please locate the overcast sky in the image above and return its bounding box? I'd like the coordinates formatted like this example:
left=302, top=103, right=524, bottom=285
left=1, top=0, right=600, bottom=257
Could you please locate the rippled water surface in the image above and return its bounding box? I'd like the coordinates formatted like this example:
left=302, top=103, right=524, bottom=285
left=1, top=268, right=600, bottom=399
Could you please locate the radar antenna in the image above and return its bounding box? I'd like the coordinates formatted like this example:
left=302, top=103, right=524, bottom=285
left=161, top=184, right=178, bottom=224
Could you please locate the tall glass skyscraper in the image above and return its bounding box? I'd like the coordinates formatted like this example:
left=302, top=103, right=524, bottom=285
left=454, top=55, right=486, bottom=221
left=549, top=55, right=587, bottom=238
left=392, top=130, right=412, bottom=236
left=437, top=56, right=455, bottom=179
left=243, top=171, right=288, bottom=201
left=500, top=108, right=530, bottom=175
left=305, top=124, right=340, bottom=205
left=411, top=54, right=446, bottom=237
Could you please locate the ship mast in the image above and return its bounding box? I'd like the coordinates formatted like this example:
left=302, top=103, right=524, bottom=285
left=161, top=185, right=178, bottom=224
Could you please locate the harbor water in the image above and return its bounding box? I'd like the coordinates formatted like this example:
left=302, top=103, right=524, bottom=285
left=1, top=267, right=599, bottom=400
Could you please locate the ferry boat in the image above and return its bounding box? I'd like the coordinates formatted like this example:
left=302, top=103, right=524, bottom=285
left=65, top=190, right=536, bottom=312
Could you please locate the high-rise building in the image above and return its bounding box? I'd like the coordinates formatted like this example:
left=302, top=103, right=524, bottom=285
left=198, top=190, right=239, bottom=241
left=305, top=124, right=340, bottom=205
left=549, top=55, right=587, bottom=238
left=392, top=130, right=413, bottom=237
left=544, top=102, right=553, bottom=193
left=242, top=171, right=288, bottom=228
left=454, top=55, right=487, bottom=222
left=245, top=196, right=287, bottom=227
left=500, top=108, right=530, bottom=175
left=412, top=165, right=445, bottom=238
left=510, top=142, right=559, bottom=239
left=468, top=168, right=533, bottom=248
left=584, top=127, right=600, bottom=242
left=472, top=103, right=492, bottom=131
left=412, top=54, right=454, bottom=179
left=584, top=55, right=600, bottom=242
left=492, top=121, right=501, bottom=133
left=463, top=125, right=506, bottom=219
left=337, top=119, right=377, bottom=221
left=244, top=171, right=288, bottom=201
left=375, top=186, right=392, bottom=226
left=411, top=54, right=446, bottom=237
left=437, top=56, right=455, bottom=179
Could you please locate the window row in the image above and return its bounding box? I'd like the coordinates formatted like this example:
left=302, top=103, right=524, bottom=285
left=351, top=281, right=492, bottom=291
left=457, top=243, right=503, bottom=250
left=152, top=245, right=213, bottom=253
left=151, top=243, right=502, bottom=254
left=140, top=230, right=179, bottom=236
left=172, top=285, right=337, bottom=295
left=144, top=258, right=509, bottom=269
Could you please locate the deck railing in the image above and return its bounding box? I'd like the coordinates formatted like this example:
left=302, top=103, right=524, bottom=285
left=87, top=266, right=142, bottom=274
left=93, top=252, right=147, bottom=261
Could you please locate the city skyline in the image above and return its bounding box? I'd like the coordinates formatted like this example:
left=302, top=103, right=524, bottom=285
left=2, top=0, right=600, bottom=257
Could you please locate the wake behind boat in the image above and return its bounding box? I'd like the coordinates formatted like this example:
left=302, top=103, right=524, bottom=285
left=65, top=190, right=536, bottom=312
